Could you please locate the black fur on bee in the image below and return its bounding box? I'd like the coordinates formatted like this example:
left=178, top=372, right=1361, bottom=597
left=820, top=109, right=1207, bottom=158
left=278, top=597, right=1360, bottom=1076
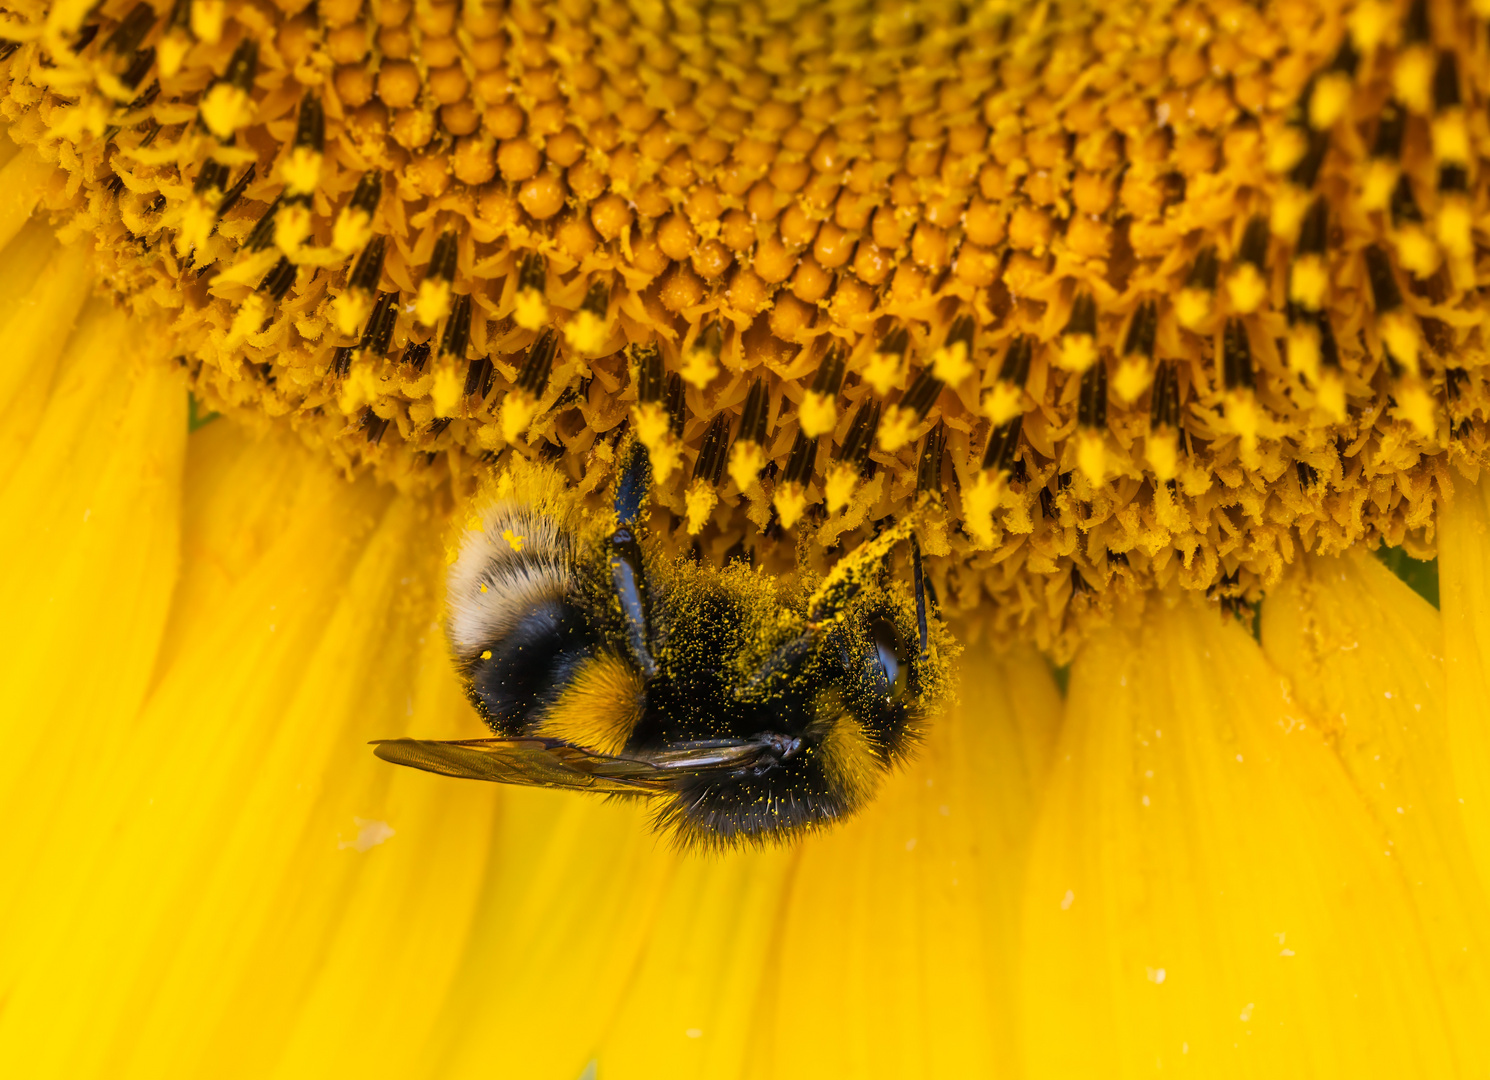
left=376, top=440, right=955, bottom=849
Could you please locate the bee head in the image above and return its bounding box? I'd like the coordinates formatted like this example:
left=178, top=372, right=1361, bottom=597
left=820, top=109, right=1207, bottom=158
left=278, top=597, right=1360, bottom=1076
left=645, top=561, right=952, bottom=850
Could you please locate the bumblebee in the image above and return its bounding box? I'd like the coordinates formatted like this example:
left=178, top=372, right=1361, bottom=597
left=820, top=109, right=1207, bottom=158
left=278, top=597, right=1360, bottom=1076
left=374, top=441, right=954, bottom=848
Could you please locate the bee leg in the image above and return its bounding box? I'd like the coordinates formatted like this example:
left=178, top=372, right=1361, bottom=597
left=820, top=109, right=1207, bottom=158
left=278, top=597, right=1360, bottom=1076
left=609, top=437, right=658, bottom=677
left=909, top=532, right=929, bottom=660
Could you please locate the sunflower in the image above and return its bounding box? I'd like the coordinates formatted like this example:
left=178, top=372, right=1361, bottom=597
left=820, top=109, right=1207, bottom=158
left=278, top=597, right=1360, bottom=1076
left=3, top=0, right=1490, bottom=1074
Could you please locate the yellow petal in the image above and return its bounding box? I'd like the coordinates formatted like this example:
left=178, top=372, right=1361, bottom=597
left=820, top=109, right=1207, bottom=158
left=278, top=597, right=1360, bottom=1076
left=763, top=643, right=1061, bottom=1077
left=1022, top=600, right=1458, bottom=1075
left=1262, top=550, right=1490, bottom=1069
left=0, top=221, right=93, bottom=489
left=1440, top=472, right=1490, bottom=897
left=0, top=407, right=501, bottom=1078
left=0, top=298, right=186, bottom=952
left=428, top=794, right=680, bottom=1080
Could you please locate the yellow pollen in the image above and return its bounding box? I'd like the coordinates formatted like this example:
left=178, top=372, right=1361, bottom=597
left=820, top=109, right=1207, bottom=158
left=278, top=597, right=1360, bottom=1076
left=502, top=530, right=526, bottom=553
left=1392, top=48, right=1436, bottom=114
left=1308, top=73, right=1354, bottom=130
left=824, top=463, right=858, bottom=517
left=332, top=210, right=373, bottom=256
left=500, top=393, right=540, bottom=444
left=513, top=291, right=549, bottom=332
left=563, top=310, right=608, bottom=356
left=415, top=281, right=452, bottom=328
left=798, top=392, right=838, bottom=439
left=680, top=347, right=720, bottom=389
left=1226, top=265, right=1267, bottom=315
left=728, top=442, right=766, bottom=495
left=877, top=406, right=920, bottom=453
left=1056, top=334, right=1098, bottom=374
left=279, top=147, right=322, bottom=199
left=931, top=341, right=974, bottom=384
left=861, top=351, right=903, bottom=398
left=685, top=480, right=718, bottom=535
left=199, top=85, right=253, bottom=141
left=982, top=382, right=1025, bottom=425
left=774, top=484, right=810, bottom=530
left=1174, top=290, right=1212, bottom=331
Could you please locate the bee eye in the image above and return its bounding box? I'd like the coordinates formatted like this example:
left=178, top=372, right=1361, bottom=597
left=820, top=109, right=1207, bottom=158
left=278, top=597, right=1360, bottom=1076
left=867, top=616, right=909, bottom=703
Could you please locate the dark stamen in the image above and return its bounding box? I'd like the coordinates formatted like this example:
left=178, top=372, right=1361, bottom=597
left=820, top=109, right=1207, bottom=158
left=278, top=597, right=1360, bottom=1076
left=1372, top=106, right=1406, bottom=160
left=104, top=3, right=155, bottom=55
left=293, top=94, right=325, bottom=152
left=215, top=163, right=255, bottom=220
left=1317, top=313, right=1342, bottom=369
left=347, top=170, right=383, bottom=216
left=1150, top=361, right=1181, bottom=429
left=402, top=341, right=430, bottom=371
left=692, top=414, right=731, bottom=486
left=1297, top=198, right=1328, bottom=255
left=666, top=371, right=686, bottom=439
left=244, top=194, right=281, bottom=251
left=837, top=398, right=881, bottom=467
left=517, top=329, right=558, bottom=394
left=580, top=278, right=609, bottom=316
left=877, top=324, right=910, bottom=358
left=1223, top=319, right=1254, bottom=391
left=516, top=250, right=545, bottom=293
left=257, top=256, right=296, bottom=300
left=735, top=378, right=771, bottom=448
left=810, top=341, right=848, bottom=397
left=426, top=230, right=459, bottom=285
left=1064, top=293, right=1096, bottom=337
left=981, top=414, right=1024, bottom=473
left=633, top=343, right=664, bottom=402
left=119, top=46, right=155, bottom=90
left=222, top=38, right=258, bottom=91
left=359, top=291, right=398, bottom=355
left=784, top=429, right=818, bottom=485
left=915, top=421, right=945, bottom=497
left=1078, top=361, right=1108, bottom=428
left=192, top=159, right=228, bottom=195
left=999, top=334, right=1035, bottom=381
left=439, top=293, right=472, bottom=358
left=1390, top=175, right=1423, bottom=225
left=900, top=366, right=944, bottom=419
left=1185, top=246, right=1219, bottom=291
left=1290, top=128, right=1330, bottom=189
left=1237, top=216, right=1269, bottom=268
left=348, top=235, right=388, bottom=293
left=464, top=356, right=492, bottom=398
left=1364, top=246, right=1403, bottom=313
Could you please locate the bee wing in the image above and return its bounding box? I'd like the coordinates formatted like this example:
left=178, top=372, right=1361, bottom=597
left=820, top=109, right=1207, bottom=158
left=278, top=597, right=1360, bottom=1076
left=372, top=737, right=777, bottom=793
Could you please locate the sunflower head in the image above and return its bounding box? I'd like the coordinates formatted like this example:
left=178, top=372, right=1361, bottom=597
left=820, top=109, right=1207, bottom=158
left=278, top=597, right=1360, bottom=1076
left=2, top=0, right=1488, bottom=658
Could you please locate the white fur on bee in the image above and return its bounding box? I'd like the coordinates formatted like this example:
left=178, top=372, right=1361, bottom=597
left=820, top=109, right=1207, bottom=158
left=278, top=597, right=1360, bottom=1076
left=445, top=498, right=575, bottom=663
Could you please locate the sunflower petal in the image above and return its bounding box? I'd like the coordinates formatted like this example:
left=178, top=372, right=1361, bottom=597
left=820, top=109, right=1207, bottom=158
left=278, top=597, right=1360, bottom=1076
left=761, top=644, right=1062, bottom=1078
left=0, top=296, right=186, bottom=991
left=1440, top=473, right=1490, bottom=898
left=0, top=413, right=504, bottom=1079
left=1261, top=550, right=1490, bottom=1069
left=1021, top=600, right=1457, bottom=1075
left=425, top=792, right=681, bottom=1080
